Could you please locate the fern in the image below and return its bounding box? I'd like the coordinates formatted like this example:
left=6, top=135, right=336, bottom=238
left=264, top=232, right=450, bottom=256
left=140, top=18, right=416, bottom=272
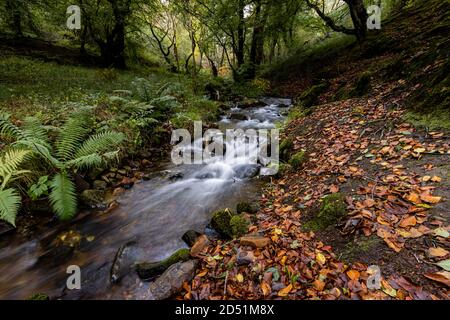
left=56, top=110, right=92, bottom=161
left=0, top=113, right=21, bottom=140
left=0, top=149, right=31, bottom=188
left=49, top=173, right=77, bottom=220
left=0, top=188, right=21, bottom=226
left=74, top=131, right=125, bottom=159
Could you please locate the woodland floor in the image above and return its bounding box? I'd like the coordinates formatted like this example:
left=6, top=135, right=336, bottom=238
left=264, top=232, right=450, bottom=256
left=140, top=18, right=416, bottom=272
left=182, top=2, right=450, bottom=300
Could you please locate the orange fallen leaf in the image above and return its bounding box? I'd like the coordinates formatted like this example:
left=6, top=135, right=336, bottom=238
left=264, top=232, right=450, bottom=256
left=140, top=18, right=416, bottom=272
left=406, top=192, right=421, bottom=204
left=313, top=279, right=325, bottom=291
left=261, top=281, right=271, bottom=296
left=424, top=271, right=450, bottom=287
left=428, top=247, right=449, bottom=258
left=431, top=176, right=442, bottom=183
left=330, top=185, right=339, bottom=193
left=399, top=216, right=417, bottom=228
left=278, top=284, right=293, bottom=297
left=346, top=269, right=360, bottom=281
left=420, top=194, right=442, bottom=204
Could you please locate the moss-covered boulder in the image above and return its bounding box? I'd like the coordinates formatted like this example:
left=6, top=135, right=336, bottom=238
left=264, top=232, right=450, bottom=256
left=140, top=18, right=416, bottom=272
left=211, top=208, right=235, bottom=237
left=135, top=248, right=190, bottom=281
left=288, top=150, right=307, bottom=169
left=304, top=193, right=347, bottom=231
left=297, top=83, right=329, bottom=108
left=236, top=202, right=258, bottom=214
left=279, top=138, right=294, bottom=162
left=230, top=215, right=250, bottom=238
left=352, top=72, right=372, bottom=97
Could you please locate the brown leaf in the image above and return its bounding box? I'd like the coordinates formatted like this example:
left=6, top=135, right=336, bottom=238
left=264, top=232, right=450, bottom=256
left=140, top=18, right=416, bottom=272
left=346, top=269, right=360, bottom=281
left=399, top=216, right=417, bottom=228
left=424, top=271, right=450, bottom=287
left=420, top=194, right=442, bottom=204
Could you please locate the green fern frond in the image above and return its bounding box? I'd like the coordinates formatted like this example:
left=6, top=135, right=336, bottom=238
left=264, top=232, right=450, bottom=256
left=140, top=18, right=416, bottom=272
left=56, top=111, right=93, bottom=162
left=13, top=140, right=61, bottom=169
left=49, top=173, right=77, bottom=220
left=66, top=154, right=103, bottom=171
left=75, top=131, right=125, bottom=159
left=0, top=113, right=21, bottom=140
left=0, top=149, right=30, bottom=184
left=0, top=188, right=21, bottom=226
left=22, top=117, right=51, bottom=146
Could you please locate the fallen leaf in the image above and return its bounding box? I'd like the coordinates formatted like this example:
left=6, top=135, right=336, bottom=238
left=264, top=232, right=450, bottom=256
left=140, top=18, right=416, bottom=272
left=278, top=284, right=292, bottom=297
left=424, top=271, right=450, bottom=287
left=399, top=216, right=417, bottom=228
left=346, top=269, right=360, bottom=281
left=261, top=281, right=271, bottom=296
left=313, top=279, right=325, bottom=291
left=428, top=247, right=449, bottom=258
left=236, top=274, right=244, bottom=283
left=436, top=260, right=450, bottom=272
left=420, top=194, right=442, bottom=204
left=316, top=252, right=326, bottom=265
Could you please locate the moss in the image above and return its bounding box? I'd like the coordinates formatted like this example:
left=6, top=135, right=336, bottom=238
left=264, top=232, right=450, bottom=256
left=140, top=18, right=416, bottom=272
left=236, top=202, right=258, bottom=214
left=340, top=236, right=383, bottom=262
left=279, top=138, right=294, bottom=162
left=297, top=83, right=329, bottom=108
left=135, top=248, right=190, bottom=280
left=288, top=151, right=307, bottom=169
left=230, top=215, right=250, bottom=238
left=352, top=72, right=372, bottom=96
left=303, top=193, right=347, bottom=231
left=28, top=293, right=50, bottom=300
left=211, top=208, right=235, bottom=237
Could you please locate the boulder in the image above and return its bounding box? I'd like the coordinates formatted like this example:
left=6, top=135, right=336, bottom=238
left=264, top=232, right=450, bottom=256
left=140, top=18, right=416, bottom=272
left=240, top=235, right=270, bottom=248
left=93, top=180, right=108, bottom=190
left=233, top=164, right=260, bottom=179
left=182, top=230, right=202, bottom=247
left=236, top=249, right=256, bottom=266
left=135, top=248, right=190, bottom=281
left=229, top=113, right=249, bottom=121
left=236, top=202, right=258, bottom=214
left=148, top=260, right=198, bottom=300
left=80, top=189, right=106, bottom=208
left=211, top=208, right=234, bottom=238
left=230, top=215, right=249, bottom=238
left=190, top=235, right=210, bottom=257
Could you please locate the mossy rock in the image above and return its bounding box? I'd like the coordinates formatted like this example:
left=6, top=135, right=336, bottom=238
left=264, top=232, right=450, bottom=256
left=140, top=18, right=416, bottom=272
left=288, top=150, right=307, bottom=169
left=135, top=248, right=190, bottom=281
left=279, top=138, right=294, bottom=162
left=297, top=83, right=329, bottom=108
left=230, top=215, right=250, bottom=238
left=28, top=293, right=50, bottom=300
left=304, top=193, right=347, bottom=231
left=211, top=208, right=235, bottom=238
left=236, top=202, right=258, bottom=214
left=352, top=72, right=372, bottom=97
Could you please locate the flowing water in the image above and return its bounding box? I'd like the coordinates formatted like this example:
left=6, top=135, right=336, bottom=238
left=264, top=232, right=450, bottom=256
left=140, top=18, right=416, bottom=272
left=0, top=98, right=291, bottom=300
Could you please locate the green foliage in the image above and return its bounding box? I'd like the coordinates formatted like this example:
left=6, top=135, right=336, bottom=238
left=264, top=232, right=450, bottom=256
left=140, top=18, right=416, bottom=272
left=0, top=110, right=125, bottom=220
left=0, top=149, right=30, bottom=226
left=211, top=208, right=235, bottom=238
left=279, top=138, right=294, bottom=162
left=28, top=175, right=50, bottom=201
left=304, top=193, right=347, bottom=231
left=296, top=83, right=329, bottom=108
left=289, top=151, right=307, bottom=169
left=230, top=215, right=250, bottom=238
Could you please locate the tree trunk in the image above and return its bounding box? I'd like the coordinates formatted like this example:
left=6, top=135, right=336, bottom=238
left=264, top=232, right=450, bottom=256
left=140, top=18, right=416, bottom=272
left=344, top=0, right=368, bottom=41
left=236, top=0, right=245, bottom=68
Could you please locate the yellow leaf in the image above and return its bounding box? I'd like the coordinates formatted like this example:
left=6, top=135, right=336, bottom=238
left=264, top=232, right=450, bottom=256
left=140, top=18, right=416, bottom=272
left=316, top=252, right=326, bottom=265
left=261, top=281, right=271, bottom=296
left=236, top=274, right=244, bottom=283
left=431, top=176, right=442, bottom=183
left=196, top=270, right=208, bottom=277
left=278, top=284, right=292, bottom=297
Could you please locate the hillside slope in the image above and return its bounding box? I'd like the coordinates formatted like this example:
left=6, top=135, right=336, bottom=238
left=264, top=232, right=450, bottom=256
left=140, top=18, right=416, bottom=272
left=185, top=1, right=450, bottom=300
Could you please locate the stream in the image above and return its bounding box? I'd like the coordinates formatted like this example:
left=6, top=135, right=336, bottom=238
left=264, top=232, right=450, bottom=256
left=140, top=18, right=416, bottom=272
left=0, top=97, right=291, bottom=300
